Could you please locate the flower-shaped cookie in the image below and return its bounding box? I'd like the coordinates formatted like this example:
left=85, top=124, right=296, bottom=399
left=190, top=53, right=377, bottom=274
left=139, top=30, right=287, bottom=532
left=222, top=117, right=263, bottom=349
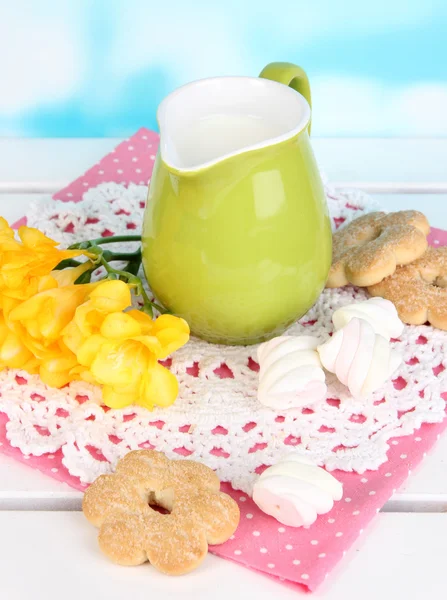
left=83, top=450, right=240, bottom=575
left=326, top=210, right=430, bottom=288
left=368, top=247, right=447, bottom=330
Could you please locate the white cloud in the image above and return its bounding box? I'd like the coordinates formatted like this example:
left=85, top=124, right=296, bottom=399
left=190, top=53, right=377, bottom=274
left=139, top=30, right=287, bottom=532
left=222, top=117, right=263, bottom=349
left=108, top=0, right=445, bottom=82
left=0, top=2, right=86, bottom=114
left=311, top=76, right=447, bottom=136
left=248, top=0, right=445, bottom=42
left=391, top=84, right=447, bottom=135
left=109, top=2, right=257, bottom=83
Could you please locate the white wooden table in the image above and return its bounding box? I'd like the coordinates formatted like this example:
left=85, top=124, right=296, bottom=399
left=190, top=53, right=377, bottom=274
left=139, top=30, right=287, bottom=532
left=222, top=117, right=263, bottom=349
left=1, top=138, right=446, bottom=599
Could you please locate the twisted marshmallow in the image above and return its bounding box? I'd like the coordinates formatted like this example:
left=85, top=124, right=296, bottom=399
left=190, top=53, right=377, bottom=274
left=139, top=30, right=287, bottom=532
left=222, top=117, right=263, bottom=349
left=257, top=336, right=326, bottom=409
left=253, top=453, right=343, bottom=527
left=332, top=297, right=404, bottom=340
left=318, top=317, right=402, bottom=398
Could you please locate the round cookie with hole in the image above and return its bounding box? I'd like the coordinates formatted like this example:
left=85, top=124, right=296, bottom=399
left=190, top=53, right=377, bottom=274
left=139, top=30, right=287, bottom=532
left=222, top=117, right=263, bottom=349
left=326, top=210, right=430, bottom=288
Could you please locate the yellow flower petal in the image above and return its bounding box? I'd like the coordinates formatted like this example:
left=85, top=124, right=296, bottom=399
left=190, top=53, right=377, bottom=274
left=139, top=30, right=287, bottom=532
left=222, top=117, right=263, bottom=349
left=42, top=354, right=78, bottom=373
left=18, top=226, right=58, bottom=249
left=153, top=314, right=190, bottom=335
left=152, top=314, right=190, bottom=359
left=74, top=304, right=103, bottom=337
left=91, top=340, right=148, bottom=386
left=62, top=320, right=85, bottom=354
left=77, top=334, right=107, bottom=367
left=51, top=262, right=92, bottom=287
left=1, top=251, right=36, bottom=268
left=0, top=238, right=22, bottom=253
left=131, top=335, right=162, bottom=356
left=0, top=331, right=34, bottom=368
left=100, top=312, right=142, bottom=339
left=80, top=369, right=99, bottom=385
left=139, top=363, right=179, bottom=410
left=156, top=329, right=190, bottom=359
left=37, top=275, right=59, bottom=292
left=1, top=266, right=31, bottom=289
left=89, top=280, right=132, bottom=313
left=9, top=284, right=97, bottom=340
left=102, top=386, right=137, bottom=409
left=126, top=309, right=155, bottom=335
left=22, top=356, right=41, bottom=374
left=39, top=366, right=72, bottom=388
left=0, top=217, right=14, bottom=237
left=39, top=351, right=81, bottom=388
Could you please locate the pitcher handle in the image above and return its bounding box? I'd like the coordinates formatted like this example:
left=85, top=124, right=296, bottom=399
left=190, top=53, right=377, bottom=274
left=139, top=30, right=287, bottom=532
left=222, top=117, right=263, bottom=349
left=259, top=62, right=312, bottom=135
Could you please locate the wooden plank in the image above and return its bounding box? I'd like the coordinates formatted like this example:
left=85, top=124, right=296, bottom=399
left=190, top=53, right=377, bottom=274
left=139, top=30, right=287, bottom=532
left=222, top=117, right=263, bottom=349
left=0, top=455, right=82, bottom=511
left=0, top=512, right=445, bottom=599
left=1, top=431, right=447, bottom=512
left=0, top=138, right=119, bottom=193
left=0, top=194, right=38, bottom=225
left=313, top=138, right=447, bottom=192
left=0, top=138, right=446, bottom=192
left=372, top=193, right=447, bottom=225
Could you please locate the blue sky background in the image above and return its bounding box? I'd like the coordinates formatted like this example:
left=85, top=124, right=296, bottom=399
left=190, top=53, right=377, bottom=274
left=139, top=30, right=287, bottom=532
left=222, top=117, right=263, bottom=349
left=1, top=0, right=446, bottom=137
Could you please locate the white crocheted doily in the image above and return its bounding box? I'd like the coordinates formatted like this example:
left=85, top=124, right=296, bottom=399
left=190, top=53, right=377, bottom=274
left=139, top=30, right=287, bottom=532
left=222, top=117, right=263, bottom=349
left=1, top=182, right=446, bottom=494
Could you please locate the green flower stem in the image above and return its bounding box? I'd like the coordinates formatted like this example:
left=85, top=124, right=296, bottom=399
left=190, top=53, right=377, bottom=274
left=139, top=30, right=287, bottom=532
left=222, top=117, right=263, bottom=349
left=98, top=254, right=134, bottom=279
left=90, top=234, right=142, bottom=245
left=60, top=234, right=167, bottom=317
left=68, top=234, right=141, bottom=250
left=102, top=249, right=142, bottom=263
left=55, top=250, right=141, bottom=271
left=151, top=301, right=169, bottom=314
left=138, top=286, right=154, bottom=318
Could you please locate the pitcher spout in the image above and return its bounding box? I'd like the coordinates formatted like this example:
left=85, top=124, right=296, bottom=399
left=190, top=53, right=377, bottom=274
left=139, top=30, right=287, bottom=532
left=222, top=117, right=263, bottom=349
left=157, top=76, right=310, bottom=174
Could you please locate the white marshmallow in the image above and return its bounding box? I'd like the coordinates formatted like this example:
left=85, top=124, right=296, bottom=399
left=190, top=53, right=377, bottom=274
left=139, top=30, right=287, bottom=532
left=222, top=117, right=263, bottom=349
left=332, top=297, right=404, bottom=340
left=257, top=336, right=327, bottom=410
left=252, top=453, right=343, bottom=527
left=318, top=318, right=402, bottom=398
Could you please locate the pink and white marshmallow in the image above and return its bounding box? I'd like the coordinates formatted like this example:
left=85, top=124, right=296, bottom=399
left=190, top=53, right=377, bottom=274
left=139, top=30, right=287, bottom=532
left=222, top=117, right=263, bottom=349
left=252, top=453, right=343, bottom=527
left=332, top=297, right=404, bottom=340
left=317, top=317, right=402, bottom=398
left=257, top=336, right=327, bottom=410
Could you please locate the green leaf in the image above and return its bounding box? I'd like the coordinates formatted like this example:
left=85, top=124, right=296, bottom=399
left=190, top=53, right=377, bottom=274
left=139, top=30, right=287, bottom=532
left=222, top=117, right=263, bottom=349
left=53, top=258, right=81, bottom=270
left=74, top=270, right=93, bottom=284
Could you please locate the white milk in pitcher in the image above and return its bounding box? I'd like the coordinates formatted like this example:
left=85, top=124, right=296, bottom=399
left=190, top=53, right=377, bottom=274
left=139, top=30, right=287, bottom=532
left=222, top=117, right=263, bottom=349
left=177, top=114, right=280, bottom=168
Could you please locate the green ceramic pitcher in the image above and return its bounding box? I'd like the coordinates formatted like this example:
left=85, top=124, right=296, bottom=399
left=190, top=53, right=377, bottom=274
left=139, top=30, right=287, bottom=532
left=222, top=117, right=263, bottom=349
left=142, top=62, right=332, bottom=345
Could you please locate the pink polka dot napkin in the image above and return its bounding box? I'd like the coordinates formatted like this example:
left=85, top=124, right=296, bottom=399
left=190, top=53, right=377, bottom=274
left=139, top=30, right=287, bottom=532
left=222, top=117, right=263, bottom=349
left=5, top=128, right=447, bottom=592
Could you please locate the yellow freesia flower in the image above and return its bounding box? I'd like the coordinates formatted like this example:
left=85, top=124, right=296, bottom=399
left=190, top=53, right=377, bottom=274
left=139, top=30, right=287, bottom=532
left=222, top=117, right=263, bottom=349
left=63, top=279, right=132, bottom=353
left=39, top=340, right=88, bottom=388
left=0, top=224, right=89, bottom=303
left=81, top=334, right=180, bottom=410
left=0, top=218, right=190, bottom=410
left=0, top=313, right=38, bottom=371
left=65, top=283, right=190, bottom=410
left=0, top=217, right=15, bottom=238
left=8, top=283, right=98, bottom=358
